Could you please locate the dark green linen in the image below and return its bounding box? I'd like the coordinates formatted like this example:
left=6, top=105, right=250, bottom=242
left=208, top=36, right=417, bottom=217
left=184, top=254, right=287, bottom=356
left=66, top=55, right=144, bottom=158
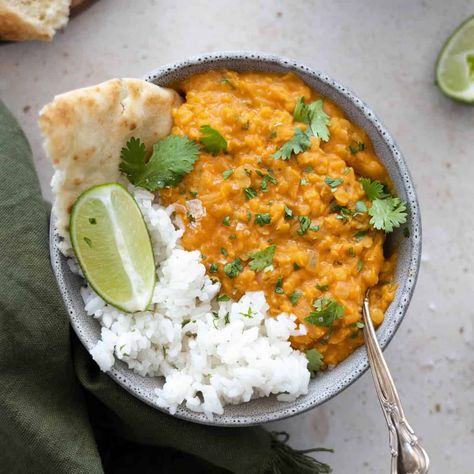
left=0, top=101, right=331, bottom=474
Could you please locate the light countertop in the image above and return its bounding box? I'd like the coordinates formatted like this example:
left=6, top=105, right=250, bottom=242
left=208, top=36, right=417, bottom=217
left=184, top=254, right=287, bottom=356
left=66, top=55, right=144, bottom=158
left=1, top=0, right=473, bottom=472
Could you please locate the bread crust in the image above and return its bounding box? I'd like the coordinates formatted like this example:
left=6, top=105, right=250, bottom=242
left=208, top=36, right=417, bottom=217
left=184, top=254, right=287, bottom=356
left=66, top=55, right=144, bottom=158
left=0, top=1, right=71, bottom=41
left=0, top=5, right=51, bottom=40
left=39, top=78, right=182, bottom=238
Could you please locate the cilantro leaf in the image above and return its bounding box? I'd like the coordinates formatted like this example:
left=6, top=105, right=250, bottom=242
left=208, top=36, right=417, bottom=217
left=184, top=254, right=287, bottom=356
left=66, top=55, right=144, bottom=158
left=354, top=230, right=368, bottom=241
left=325, top=176, right=344, bottom=192
left=305, top=297, right=344, bottom=327
left=349, top=141, right=365, bottom=155
left=294, top=97, right=330, bottom=142
left=249, top=245, right=276, bottom=271
left=306, top=348, right=324, bottom=375
left=200, top=125, right=227, bottom=155
left=217, top=294, right=231, bottom=301
left=297, top=216, right=311, bottom=235
left=120, top=136, right=199, bottom=191
left=272, top=128, right=311, bottom=160
left=255, top=213, right=272, bottom=226
left=244, top=187, right=258, bottom=200
left=359, top=177, right=387, bottom=200
left=223, top=258, right=243, bottom=278
left=284, top=205, right=294, bottom=220
left=289, top=291, right=301, bottom=305
left=275, top=277, right=284, bottom=294
left=368, top=197, right=407, bottom=233
left=223, top=169, right=234, bottom=179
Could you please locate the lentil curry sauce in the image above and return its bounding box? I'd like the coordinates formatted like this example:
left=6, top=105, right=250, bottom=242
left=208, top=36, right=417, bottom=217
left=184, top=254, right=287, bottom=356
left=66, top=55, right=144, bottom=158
left=161, top=71, right=397, bottom=366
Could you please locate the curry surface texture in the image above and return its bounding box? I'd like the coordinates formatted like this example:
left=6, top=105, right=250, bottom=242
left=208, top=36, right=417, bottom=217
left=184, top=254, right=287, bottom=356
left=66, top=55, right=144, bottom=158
left=161, top=71, right=397, bottom=365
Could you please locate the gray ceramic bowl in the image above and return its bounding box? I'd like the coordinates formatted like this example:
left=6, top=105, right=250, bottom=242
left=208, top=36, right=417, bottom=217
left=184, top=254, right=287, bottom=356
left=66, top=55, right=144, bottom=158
left=50, top=52, right=421, bottom=426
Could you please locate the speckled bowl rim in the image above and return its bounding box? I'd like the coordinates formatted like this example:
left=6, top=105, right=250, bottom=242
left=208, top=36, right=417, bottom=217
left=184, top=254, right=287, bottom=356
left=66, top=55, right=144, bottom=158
left=50, top=51, right=421, bottom=427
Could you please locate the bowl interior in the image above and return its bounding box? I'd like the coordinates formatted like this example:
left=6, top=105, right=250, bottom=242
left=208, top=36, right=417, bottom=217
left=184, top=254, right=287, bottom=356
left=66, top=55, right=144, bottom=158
left=51, top=52, right=421, bottom=426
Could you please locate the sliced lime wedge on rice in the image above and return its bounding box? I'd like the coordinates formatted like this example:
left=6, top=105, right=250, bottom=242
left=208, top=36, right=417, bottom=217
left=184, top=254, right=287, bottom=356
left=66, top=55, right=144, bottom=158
left=70, top=183, right=155, bottom=313
left=436, top=15, right=474, bottom=103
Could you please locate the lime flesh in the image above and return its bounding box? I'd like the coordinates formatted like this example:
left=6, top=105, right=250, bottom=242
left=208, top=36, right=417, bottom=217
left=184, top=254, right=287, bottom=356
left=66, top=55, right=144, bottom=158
left=70, top=183, right=155, bottom=313
left=436, top=15, right=474, bottom=103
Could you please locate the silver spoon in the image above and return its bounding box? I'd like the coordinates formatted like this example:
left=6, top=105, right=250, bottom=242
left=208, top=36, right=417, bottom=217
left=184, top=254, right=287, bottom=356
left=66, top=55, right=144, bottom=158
left=362, top=290, right=430, bottom=474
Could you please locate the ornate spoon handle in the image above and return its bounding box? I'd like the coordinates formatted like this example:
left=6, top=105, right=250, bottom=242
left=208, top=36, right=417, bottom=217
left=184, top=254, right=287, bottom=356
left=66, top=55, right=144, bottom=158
left=362, top=291, right=430, bottom=474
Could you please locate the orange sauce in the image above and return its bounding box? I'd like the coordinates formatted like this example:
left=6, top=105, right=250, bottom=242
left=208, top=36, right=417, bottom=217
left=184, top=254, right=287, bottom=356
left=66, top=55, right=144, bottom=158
left=161, top=71, right=397, bottom=365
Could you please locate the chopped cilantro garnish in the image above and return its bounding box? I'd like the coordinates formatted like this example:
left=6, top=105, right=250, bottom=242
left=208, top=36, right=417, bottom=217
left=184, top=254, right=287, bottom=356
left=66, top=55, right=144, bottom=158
left=199, top=125, right=227, bottom=155
left=239, top=307, right=255, bottom=318
left=224, top=312, right=230, bottom=324
left=354, top=230, right=368, bottom=241
left=355, top=321, right=365, bottom=329
left=120, top=136, right=200, bottom=191
left=220, top=247, right=228, bottom=257
left=209, top=263, right=218, bottom=273
left=343, top=167, right=351, bottom=175
left=220, top=77, right=236, bottom=89
left=300, top=177, right=309, bottom=186
left=272, top=127, right=311, bottom=160
left=315, top=283, right=329, bottom=292
left=186, top=211, right=195, bottom=223
left=306, top=348, right=324, bottom=376
left=293, top=97, right=331, bottom=141
left=310, top=225, right=320, bottom=232
left=305, top=297, right=344, bottom=327
left=217, top=294, right=231, bottom=302
left=357, top=258, right=364, bottom=272
left=222, top=216, right=231, bottom=226
left=275, top=277, right=284, bottom=294
left=223, top=258, right=243, bottom=278
left=297, top=216, right=311, bottom=235
left=229, top=234, right=237, bottom=240
left=249, top=245, right=276, bottom=271
left=244, top=187, right=258, bottom=200
left=260, top=172, right=278, bottom=192
left=293, top=262, right=301, bottom=271
left=348, top=247, right=355, bottom=256
left=349, top=141, right=365, bottom=155
left=325, top=176, right=344, bottom=192
left=284, top=205, right=294, bottom=220
left=189, top=190, right=198, bottom=198
left=255, top=213, right=272, bottom=226
left=289, top=291, right=301, bottom=305
left=304, top=166, right=314, bottom=173
left=223, top=169, right=234, bottom=179
left=247, top=211, right=252, bottom=222
left=355, top=200, right=367, bottom=213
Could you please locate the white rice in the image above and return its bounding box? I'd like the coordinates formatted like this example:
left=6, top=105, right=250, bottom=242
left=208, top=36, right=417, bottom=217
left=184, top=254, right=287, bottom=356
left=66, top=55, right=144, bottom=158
left=75, top=185, right=310, bottom=419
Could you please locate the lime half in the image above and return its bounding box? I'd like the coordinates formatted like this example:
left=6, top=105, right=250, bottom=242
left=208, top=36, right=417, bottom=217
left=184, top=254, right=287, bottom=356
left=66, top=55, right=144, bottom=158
left=436, top=15, right=474, bottom=103
left=70, top=183, right=155, bottom=313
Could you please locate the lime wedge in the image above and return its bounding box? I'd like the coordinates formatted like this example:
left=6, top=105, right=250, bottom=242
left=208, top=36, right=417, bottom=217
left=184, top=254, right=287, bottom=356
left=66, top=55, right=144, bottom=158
left=436, top=15, right=474, bottom=103
left=70, top=183, right=155, bottom=313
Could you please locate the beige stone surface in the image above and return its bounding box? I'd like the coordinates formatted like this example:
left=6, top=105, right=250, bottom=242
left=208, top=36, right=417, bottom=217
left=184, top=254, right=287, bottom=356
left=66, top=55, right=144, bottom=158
left=1, top=0, right=472, bottom=472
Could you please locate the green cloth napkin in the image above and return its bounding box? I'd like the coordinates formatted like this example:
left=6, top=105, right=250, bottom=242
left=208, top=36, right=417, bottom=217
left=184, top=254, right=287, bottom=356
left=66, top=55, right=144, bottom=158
left=0, top=101, right=332, bottom=474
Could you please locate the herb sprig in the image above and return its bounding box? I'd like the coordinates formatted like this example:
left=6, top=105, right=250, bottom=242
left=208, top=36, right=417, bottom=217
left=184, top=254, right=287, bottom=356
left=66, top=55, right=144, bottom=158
left=120, top=136, right=200, bottom=191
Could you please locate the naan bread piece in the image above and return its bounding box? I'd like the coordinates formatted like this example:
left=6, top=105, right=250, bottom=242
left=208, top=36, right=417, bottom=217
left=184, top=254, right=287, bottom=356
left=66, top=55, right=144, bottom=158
left=0, top=0, right=71, bottom=41
left=39, top=78, right=181, bottom=242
